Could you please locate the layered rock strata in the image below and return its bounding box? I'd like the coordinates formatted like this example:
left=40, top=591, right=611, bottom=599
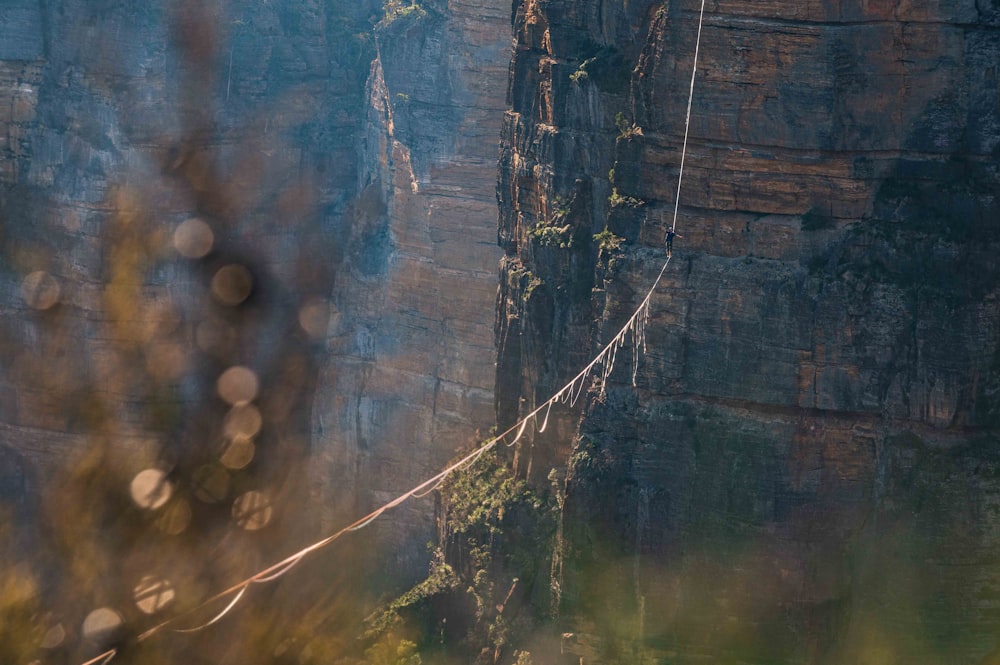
left=496, top=0, right=1000, bottom=662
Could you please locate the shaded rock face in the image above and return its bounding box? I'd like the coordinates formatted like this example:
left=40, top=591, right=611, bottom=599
left=311, top=0, right=508, bottom=583
left=1, top=0, right=508, bottom=632
left=497, top=0, right=1000, bottom=662
left=0, top=0, right=378, bottom=500
left=0, top=1, right=428, bottom=659
left=3, top=1, right=999, bottom=663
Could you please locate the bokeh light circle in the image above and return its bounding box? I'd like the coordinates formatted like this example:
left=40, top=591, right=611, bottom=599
left=173, top=217, right=214, bottom=258
left=224, top=404, right=262, bottom=440
left=192, top=464, right=230, bottom=503
left=220, top=438, right=255, bottom=470
left=133, top=575, right=176, bottom=615
left=298, top=297, right=330, bottom=339
left=21, top=270, right=60, bottom=310
left=130, top=469, right=172, bottom=510
left=155, top=498, right=192, bottom=535
left=217, top=366, right=259, bottom=406
left=39, top=623, right=65, bottom=649
left=211, top=264, right=253, bottom=305
left=82, top=607, right=123, bottom=642
left=232, top=490, right=273, bottom=531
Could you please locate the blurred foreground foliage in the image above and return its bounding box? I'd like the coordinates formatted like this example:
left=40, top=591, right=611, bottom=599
left=0, top=1, right=380, bottom=663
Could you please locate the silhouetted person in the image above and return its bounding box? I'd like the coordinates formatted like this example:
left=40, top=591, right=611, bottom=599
left=664, top=228, right=682, bottom=256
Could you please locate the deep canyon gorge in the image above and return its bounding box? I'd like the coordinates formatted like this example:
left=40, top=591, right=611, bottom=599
left=1, top=0, right=1000, bottom=663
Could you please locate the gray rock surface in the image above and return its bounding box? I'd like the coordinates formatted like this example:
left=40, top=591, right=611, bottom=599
left=310, top=0, right=509, bottom=585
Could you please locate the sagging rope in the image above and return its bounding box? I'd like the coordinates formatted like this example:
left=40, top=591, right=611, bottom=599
left=77, top=0, right=707, bottom=661
left=90, top=255, right=671, bottom=664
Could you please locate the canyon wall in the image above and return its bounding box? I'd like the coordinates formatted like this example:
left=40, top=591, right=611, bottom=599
left=3, top=0, right=1000, bottom=663
left=0, top=1, right=402, bottom=661
left=495, top=0, right=1000, bottom=662
left=310, top=0, right=508, bottom=584
left=0, top=0, right=511, bottom=658
left=0, top=0, right=378, bottom=509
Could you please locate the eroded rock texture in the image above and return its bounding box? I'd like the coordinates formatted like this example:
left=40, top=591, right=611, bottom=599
left=496, top=0, right=1000, bottom=662
left=311, top=0, right=507, bottom=583
left=0, top=1, right=397, bottom=661
left=0, top=0, right=509, bottom=656
left=0, top=0, right=379, bottom=486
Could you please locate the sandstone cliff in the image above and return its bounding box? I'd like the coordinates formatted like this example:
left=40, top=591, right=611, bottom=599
left=0, top=1, right=379, bottom=661
left=0, top=0, right=378, bottom=500
left=310, top=0, right=508, bottom=585
left=0, top=0, right=514, bottom=659
left=493, top=0, right=1000, bottom=662
left=3, top=0, right=1000, bottom=663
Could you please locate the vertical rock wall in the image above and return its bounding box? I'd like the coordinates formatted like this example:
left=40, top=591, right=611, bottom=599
left=312, top=0, right=509, bottom=583
left=0, top=1, right=383, bottom=660
left=0, top=0, right=512, bottom=651
left=0, top=0, right=378, bottom=492
left=496, top=0, right=1000, bottom=662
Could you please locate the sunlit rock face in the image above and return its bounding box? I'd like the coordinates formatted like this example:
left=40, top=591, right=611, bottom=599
left=497, top=0, right=1000, bottom=661
left=310, top=0, right=508, bottom=583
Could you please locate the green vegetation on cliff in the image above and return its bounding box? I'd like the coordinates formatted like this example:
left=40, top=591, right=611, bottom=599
left=361, top=447, right=559, bottom=665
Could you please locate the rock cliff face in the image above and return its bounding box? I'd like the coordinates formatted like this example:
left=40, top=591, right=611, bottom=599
left=496, top=0, right=1000, bottom=662
left=0, top=0, right=510, bottom=656
left=4, top=0, right=1000, bottom=662
left=0, top=0, right=473, bottom=660
left=310, top=0, right=508, bottom=583
left=0, top=0, right=378, bottom=486
left=0, top=0, right=378, bottom=475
